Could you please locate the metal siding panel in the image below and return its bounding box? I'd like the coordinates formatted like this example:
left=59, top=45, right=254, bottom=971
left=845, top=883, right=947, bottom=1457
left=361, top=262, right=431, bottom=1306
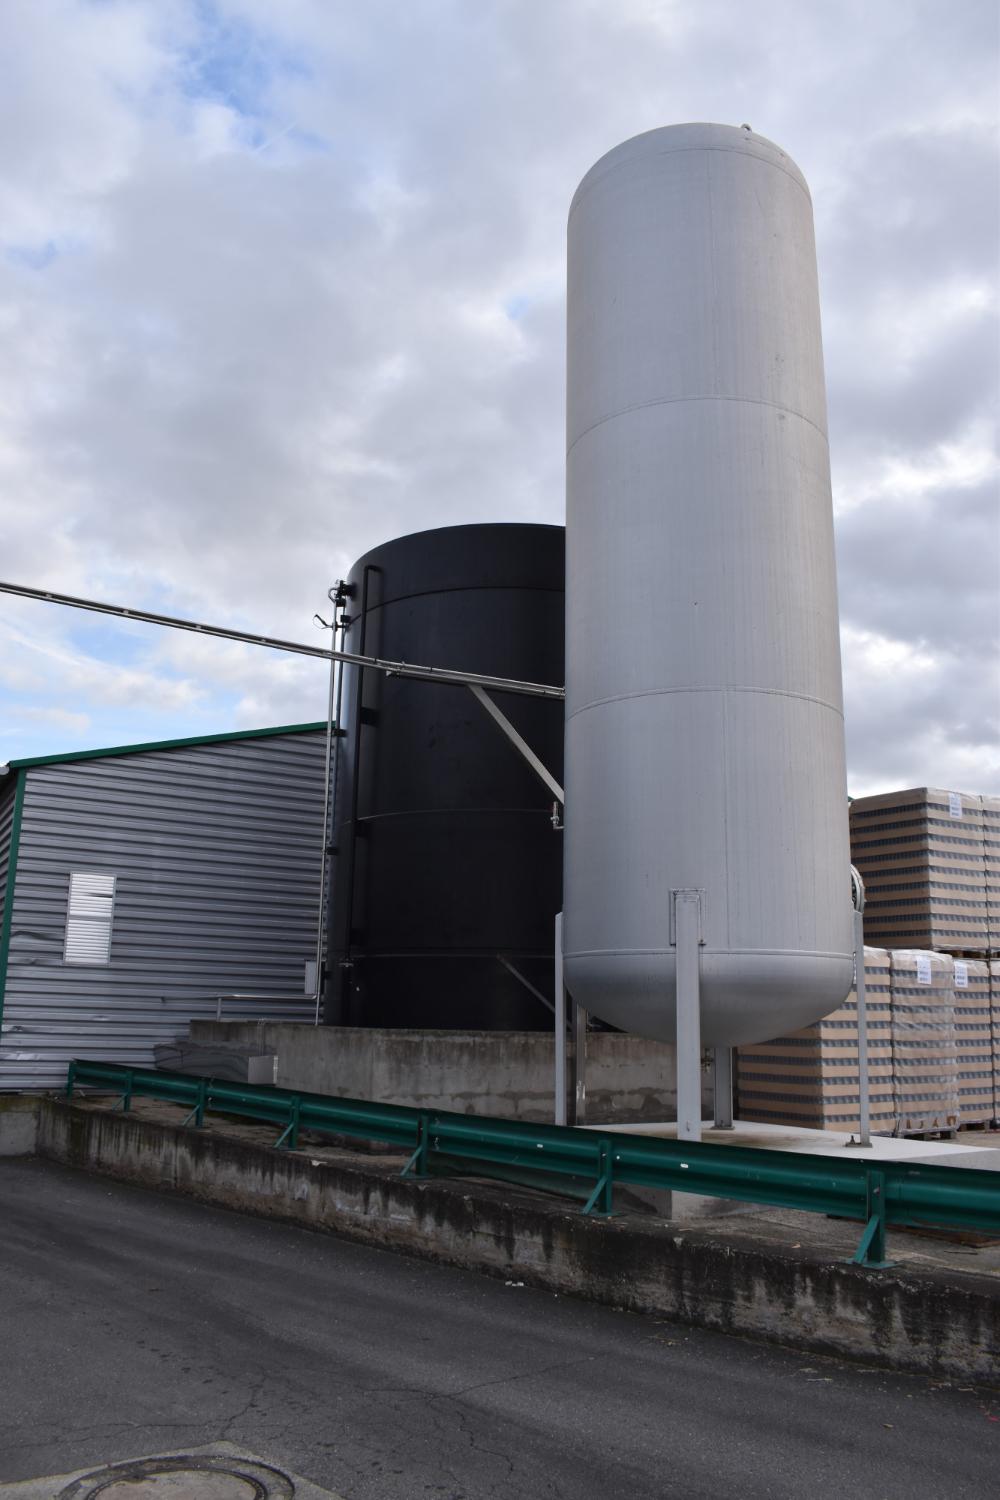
left=0, top=778, right=16, bottom=936
left=0, top=731, right=326, bottom=1088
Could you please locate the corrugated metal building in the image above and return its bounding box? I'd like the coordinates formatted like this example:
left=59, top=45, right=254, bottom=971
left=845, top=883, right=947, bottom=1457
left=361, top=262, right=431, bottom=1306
left=0, top=723, right=329, bottom=1089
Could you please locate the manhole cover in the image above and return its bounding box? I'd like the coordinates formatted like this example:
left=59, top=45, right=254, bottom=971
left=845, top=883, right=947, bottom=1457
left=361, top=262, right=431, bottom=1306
left=56, top=1456, right=295, bottom=1500
left=0, top=1443, right=345, bottom=1500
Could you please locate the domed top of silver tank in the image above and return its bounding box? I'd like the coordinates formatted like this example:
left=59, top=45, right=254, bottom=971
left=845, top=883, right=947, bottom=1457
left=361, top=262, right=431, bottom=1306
left=569, top=123, right=811, bottom=220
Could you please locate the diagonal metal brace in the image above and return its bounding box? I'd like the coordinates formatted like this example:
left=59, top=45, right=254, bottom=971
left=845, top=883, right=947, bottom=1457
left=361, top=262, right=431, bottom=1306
left=467, top=684, right=564, bottom=803
left=497, top=955, right=556, bottom=1016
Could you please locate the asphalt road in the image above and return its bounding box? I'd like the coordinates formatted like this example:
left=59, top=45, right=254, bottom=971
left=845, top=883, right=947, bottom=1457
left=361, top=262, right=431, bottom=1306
left=1, top=1158, right=996, bottom=1499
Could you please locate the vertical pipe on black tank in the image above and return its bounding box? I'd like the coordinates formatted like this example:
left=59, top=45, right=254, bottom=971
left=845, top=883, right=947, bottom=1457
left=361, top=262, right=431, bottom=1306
left=322, top=604, right=349, bottom=1023
left=333, top=563, right=376, bottom=1022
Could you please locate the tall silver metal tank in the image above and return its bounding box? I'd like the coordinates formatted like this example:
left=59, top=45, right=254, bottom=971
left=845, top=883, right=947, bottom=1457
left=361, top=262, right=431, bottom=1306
left=563, top=123, right=853, bottom=1048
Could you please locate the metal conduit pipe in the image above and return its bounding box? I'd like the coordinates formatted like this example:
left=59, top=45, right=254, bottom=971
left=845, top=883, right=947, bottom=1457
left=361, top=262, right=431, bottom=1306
left=322, top=601, right=348, bottom=976
left=335, top=563, right=375, bottom=1024
left=0, top=580, right=564, bottom=699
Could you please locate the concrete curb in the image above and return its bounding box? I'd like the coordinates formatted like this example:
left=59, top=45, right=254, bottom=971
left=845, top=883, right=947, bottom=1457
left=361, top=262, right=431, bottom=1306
left=37, top=1099, right=1000, bottom=1382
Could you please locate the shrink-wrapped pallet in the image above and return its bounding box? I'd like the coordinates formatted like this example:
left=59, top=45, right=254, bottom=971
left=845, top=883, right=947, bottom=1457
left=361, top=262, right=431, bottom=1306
left=736, top=948, right=894, bottom=1134
left=889, top=950, right=959, bottom=1134
left=953, top=959, right=994, bottom=1125
left=991, top=959, right=1000, bottom=1120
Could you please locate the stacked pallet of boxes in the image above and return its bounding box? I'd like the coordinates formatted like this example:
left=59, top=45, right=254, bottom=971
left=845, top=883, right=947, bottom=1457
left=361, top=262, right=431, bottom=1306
left=736, top=948, right=895, bottom=1134
left=889, top=949, right=959, bottom=1135
left=953, top=959, right=994, bottom=1126
left=849, top=788, right=989, bottom=954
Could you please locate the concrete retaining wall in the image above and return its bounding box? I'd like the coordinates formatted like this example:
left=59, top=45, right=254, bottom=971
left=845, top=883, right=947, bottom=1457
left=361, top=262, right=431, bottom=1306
left=36, top=1098, right=1000, bottom=1382
left=187, top=1023, right=711, bottom=1123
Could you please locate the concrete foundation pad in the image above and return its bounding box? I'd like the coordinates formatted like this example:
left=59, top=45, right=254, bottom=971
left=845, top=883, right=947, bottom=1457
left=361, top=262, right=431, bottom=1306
left=0, top=1094, right=39, bottom=1156
left=186, top=1022, right=713, bottom=1123
left=34, top=1096, right=1000, bottom=1382
left=593, top=1116, right=990, bottom=1160
left=0, top=1443, right=345, bottom=1500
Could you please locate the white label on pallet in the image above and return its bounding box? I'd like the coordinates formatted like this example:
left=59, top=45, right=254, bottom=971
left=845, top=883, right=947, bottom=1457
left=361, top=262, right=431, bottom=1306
left=916, top=954, right=932, bottom=985
left=949, top=792, right=963, bottom=818
left=954, top=960, right=968, bottom=988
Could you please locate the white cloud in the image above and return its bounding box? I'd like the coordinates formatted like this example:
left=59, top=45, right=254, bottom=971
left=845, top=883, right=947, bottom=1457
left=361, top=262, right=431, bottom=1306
left=0, top=0, right=996, bottom=791
left=841, top=623, right=1000, bottom=796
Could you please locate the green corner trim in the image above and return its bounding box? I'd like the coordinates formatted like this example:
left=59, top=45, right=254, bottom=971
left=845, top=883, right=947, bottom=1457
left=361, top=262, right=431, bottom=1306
left=0, top=770, right=27, bottom=1030
left=5, top=720, right=340, bottom=772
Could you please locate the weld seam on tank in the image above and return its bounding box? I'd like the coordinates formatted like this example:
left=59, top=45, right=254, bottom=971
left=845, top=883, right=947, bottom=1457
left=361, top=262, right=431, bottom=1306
left=566, top=394, right=829, bottom=457
left=350, top=949, right=554, bottom=957
left=567, top=686, right=846, bottom=720
left=357, top=807, right=556, bottom=821
left=569, top=948, right=853, bottom=959
left=569, top=143, right=812, bottom=220
left=345, top=588, right=563, bottom=621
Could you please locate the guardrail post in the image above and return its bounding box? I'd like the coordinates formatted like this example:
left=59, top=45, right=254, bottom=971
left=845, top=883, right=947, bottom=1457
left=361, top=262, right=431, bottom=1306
left=65, top=1062, right=77, bottom=1100
left=582, top=1138, right=615, bottom=1217
left=114, top=1071, right=134, bottom=1114
left=401, top=1112, right=432, bottom=1179
left=852, top=1169, right=891, bottom=1267
left=274, top=1094, right=301, bottom=1150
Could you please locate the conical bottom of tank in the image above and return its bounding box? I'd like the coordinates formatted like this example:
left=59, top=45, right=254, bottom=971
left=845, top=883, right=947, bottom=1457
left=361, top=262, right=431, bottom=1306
left=564, top=950, right=854, bottom=1049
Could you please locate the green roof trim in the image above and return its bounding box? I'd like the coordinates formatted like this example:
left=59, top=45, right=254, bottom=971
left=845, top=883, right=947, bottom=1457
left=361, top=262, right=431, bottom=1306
left=4, top=720, right=336, bottom=771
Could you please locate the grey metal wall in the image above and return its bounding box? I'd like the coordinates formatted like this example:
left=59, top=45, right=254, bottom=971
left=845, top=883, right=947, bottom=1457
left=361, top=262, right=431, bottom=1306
left=0, top=730, right=327, bottom=1089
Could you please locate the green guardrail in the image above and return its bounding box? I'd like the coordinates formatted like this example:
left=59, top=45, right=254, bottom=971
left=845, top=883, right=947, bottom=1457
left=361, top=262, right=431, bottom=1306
left=65, top=1059, right=1000, bottom=1269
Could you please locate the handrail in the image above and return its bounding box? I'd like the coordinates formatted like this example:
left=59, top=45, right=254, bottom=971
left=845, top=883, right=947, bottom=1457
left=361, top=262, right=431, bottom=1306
left=64, top=1059, right=1000, bottom=1269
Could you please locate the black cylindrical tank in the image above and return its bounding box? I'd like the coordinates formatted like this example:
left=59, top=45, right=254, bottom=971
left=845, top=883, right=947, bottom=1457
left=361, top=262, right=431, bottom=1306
left=325, top=523, right=565, bottom=1028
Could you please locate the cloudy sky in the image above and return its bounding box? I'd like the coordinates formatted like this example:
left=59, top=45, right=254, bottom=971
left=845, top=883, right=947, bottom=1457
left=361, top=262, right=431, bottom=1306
left=0, top=0, right=997, bottom=794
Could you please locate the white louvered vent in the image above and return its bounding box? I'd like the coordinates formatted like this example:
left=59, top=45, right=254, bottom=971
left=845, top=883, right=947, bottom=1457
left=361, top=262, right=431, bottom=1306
left=64, top=871, right=116, bottom=965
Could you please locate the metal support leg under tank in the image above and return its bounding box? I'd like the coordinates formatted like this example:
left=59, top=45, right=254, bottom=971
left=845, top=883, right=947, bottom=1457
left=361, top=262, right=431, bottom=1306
left=713, top=1046, right=734, bottom=1129
left=570, top=1000, right=588, bottom=1126
left=672, top=889, right=704, bottom=1144
left=555, top=911, right=588, bottom=1127
left=854, top=907, right=871, bottom=1149
left=554, top=912, right=567, bottom=1126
